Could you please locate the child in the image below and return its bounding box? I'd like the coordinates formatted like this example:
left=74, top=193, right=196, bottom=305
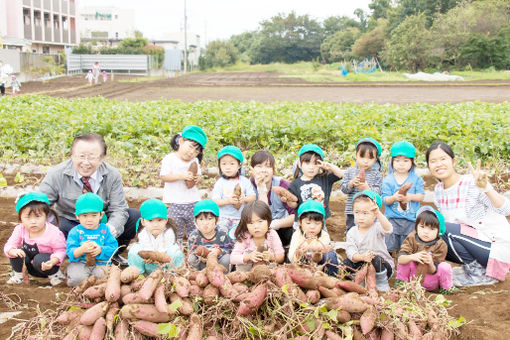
left=101, top=70, right=108, bottom=83
left=382, top=141, right=425, bottom=252
left=188, top=199, right=233, bottom=271
left=343, top=190, right=393, bottom=292
left=395, top=206, right=455, bottom=294
left=212, top=145, right=256, bottom=239
left=85, top=70, right=95, bottom=85
left=288, top=200, right=339, bottom=276
left=66, top=193, right=118, bottom=287
left=128, top=199, right=184, bottom=274
left=11, top=74, right=21, bottom=95
left=160, top=125, right=207, bottom=242
left=4, top=192, right=66, bottom=286
left=288, top=144, right=344, bottom=222
left=230, top=200, right=285, bottom=271
left=341, top=137, right=383, bottom=232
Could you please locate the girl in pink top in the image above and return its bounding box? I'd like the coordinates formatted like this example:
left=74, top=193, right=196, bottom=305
left=4, top=192, right=67, bottom=286
left=230, top=200, right=285, bottom=271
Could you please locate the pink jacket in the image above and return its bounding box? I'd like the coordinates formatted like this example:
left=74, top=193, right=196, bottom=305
left=230, top=229, right=284, bottom=265
left=4, top=222, right=67, bottom=265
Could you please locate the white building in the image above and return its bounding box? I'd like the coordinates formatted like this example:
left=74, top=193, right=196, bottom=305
left=151, top=32, right=201, bottom=69
left=0, top=0, right=79, bottom=53
left=79, top=6, right=135, bottom=41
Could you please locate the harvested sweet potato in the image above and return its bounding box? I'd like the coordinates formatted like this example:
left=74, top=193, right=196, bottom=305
left=105, top=302, right=119, bottom=332
left=408, top=320, right=422, bottom=338
left=186, top=314, right=203, bottom=340
left=138, top=269, right=163, bottom=301
left=185, top=162, right=198, bottom=188
left=80, top=301, right=109, bottom=326
left=360, top=306, right=377, bottom=335
left=189, top=284, right=203, bottom=297
left=120, top=284, right=132, bottom=297
left=203, top=284, right=219, bottom=304
left=319, top=286, right=345, bottom=298
left=205, top=252, right=227, bottom=288
left=83, top=282, right=107, bottom=300
left=232, top=184, right=242, bottom=210
left=337, top=280, right=367, bottom=294
left=271, top=186, right=298, bottom=203
left=77, top=324, right=93, bottom=340
left=173, top=276, right=191, bottom=298
left=120, top=266, right=141, bottom=284
left=132, top=320, right=160, bottom=338
left=325, top=293, right=369, bottom=313
left=380, top=329, right=394, bottom=340
left=154, top=283, right=169, bottom=313
left=74, top=275, right=97, bottom=295
left=237, top=283, right=267, bottom=316
left=314, top=272, right=339, bottom=289
left=325, top=330, right=343, bottom=340
left=226, top=271, right=248, bottom=284
left=359, top=168, right=366, bottom=182
left=194, top=246, right=211, bottom=258
left=170, top=293, right=194, bottom=315
left=120, top=304, right=171, bottom=323
left=287, top=267, right=318, bottom=290
left=89, top=317, right=106, bottom=340
left=306, top=289, right=321, bottom=304
left=86, top=253, right=96, bottom=266
left=138, top=250, right=172, bottom=263
left=355, top=264, right=368, bottom=285
left=113, top=319, right=130, bottom=339
left=398, top=182, right=412, bottom=210
left=56, top=309, right=84, bottom=325
left=130, top=277, right=147, bottom=291
left=366, top=264, right=377, bottom=297
left=105, top=265, right=121, bottom=302
left=248, top=264, right=272, bottom=284
left=122, top=292, right=154, bottom=305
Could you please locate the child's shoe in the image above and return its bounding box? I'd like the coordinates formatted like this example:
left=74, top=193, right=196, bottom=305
left=375, top=269, right=390, bottom=292
left=7, top=272, right=23, bottom=284
left=49, top=271, right=66, bottom=286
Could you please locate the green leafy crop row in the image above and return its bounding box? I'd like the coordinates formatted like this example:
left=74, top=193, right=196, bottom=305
left=0, top=96, right=508, bottom=186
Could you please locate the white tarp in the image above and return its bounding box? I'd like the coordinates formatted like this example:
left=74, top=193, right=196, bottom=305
left=403, top=72, right=464, bottom=81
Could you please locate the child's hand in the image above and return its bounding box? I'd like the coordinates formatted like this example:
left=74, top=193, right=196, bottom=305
left=360, top=251, right=374, bottom=263
left=182, top=171, right=195, bottom=182
left=413, top=251, right=429, bottom=264
left=393, top=192, right=405, bottom=202
left=248, top=251, right=264, bottom=263
left=468, top=159, right=489, bottom=190
left=9, top=249, right=25, bottom=258
left=422, top=252, right=433, bottom=265
left=89, top=243, right=102, bottom=257
left=41, top=258, right=59, bottom=271
left=318, top=160, right=332, bottom=172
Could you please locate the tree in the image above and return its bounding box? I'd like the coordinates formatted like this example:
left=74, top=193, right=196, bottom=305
left=368, top=0, right=392, bottom=20
left=120, top=36, right=148, bottom=49
left=382, top=13, right=434, bottom=71
left=387, top=0, right=461, bottom=31
left=354, top=8, right=368, bottom=31
left=323, top=16, right=361, bottom=37
left=320, top=27, right=361, bottom=63
left=230, top=31, right=258, bottom=55
left=201, top=40, right=239, bottom=68
left=249, top=12, right=324, bottom=64
left=352, top=19, right=388, bottom=58
left=459, top=24, right=510, bottom=69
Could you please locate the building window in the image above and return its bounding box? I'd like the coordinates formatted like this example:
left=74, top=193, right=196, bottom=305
left=43, top=46, right=50, bottom=54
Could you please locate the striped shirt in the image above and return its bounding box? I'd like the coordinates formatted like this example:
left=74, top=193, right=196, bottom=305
left=340, top=167, right=383, bottom=215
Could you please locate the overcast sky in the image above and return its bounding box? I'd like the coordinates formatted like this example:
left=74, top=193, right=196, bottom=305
left=80, top=0, right=372, bottom=45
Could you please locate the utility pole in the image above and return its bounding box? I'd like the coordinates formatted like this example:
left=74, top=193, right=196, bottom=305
left=183, top=0, right=188, bottom=73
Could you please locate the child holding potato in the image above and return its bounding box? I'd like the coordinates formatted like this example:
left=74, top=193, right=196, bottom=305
left=66, top=193, right=118, bottom=287
left=230, top=200, right=285, bottom=271
left=288, top=200, right=339, bottom=276
left=128, top=198, right=184, bottom=275
left=160, top=125, right=207, bottom=242
left=343, top=190, right=393, bottom=292
left=188, top=199, right=233, bottom=271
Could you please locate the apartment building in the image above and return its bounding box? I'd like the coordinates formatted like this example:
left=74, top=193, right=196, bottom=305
left=79, top=6, right=135, bottom=42
left=0, top=0, right=79, bottom=53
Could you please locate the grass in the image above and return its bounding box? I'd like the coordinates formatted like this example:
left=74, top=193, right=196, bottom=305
left=201, top=62, right=510, bottom=82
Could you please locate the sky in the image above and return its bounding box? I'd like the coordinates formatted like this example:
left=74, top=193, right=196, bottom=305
left=80, top=0, right=372, bottom=46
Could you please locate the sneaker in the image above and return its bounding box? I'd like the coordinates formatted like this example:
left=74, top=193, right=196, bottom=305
left=7, top=273, right=23, bottom=284
left=49, top=271, right=66, bottom=286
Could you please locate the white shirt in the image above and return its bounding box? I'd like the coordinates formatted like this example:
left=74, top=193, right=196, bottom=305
left=137, top=228, right=176, bottom=252
left=160, top=153, right=202, bottom=204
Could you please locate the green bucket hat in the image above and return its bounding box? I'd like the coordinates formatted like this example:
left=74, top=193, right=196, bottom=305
left=75, top=193, right=104, bottom=215
left=297, top=199, right=325, bottom=218
left=194, top=199, right=220, bottom=217
left=391, top=141, right=416, bottom=158
left=217, top=145, right=244, bottom=163
left=16, top=192, right=50, bottom=213
left=136, top=198, right=168, bottom=231
left=353, top=190, right=382, bottom=209
left=298, top=144, right=324, bottom=159
left=182, top=125, right=207, bottom=148
left=356, top=137, right=381, bottom=157
left=416, top=205, right=446, bottom=236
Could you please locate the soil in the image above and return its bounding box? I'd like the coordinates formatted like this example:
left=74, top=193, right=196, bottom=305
left=19, top=72, right=510, bottom=104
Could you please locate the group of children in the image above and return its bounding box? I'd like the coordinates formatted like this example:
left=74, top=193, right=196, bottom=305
left=4, top=125, right=455, bottom=294
left=85, top=69, right=108, bottom=85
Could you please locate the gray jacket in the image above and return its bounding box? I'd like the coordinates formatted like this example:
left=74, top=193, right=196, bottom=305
left=39, top=159, right=129, bottom=235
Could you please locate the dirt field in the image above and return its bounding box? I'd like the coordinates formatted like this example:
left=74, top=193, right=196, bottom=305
left=1, top=72, right=509, bottom=338
left=20, top=72, right=510, bottom=103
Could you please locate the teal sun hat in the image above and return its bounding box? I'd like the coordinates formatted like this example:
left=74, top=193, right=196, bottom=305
left=182, top=125, right=207, bottom=148
left=16, top=192, right=50, bottom=213
left=194, top=199, right=220, bottom=217
left=217, top=145, right=244, bottom=163
left=353, top=190, right=382, bottom=209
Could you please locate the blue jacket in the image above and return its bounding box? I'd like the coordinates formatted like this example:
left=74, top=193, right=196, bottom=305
left=382, top=169, right=424, bottom=221
left=66, top=223, right=118, bottom=265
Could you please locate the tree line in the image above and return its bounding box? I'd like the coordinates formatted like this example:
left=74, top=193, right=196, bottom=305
left=200, top=0, right=510, bottom=72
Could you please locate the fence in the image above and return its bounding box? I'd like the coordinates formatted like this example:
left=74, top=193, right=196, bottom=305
left=66, top=54, right=154, bottom=75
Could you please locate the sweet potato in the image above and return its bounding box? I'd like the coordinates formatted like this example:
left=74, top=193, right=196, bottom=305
left=271, top=186, right=298, bottom=203
left=408, top=320, right=422, bottom=338
left=105, top=266, right=122, bottom=302
left=359, top=168, right=366, bottom=182
left=130, top=277, right=147, bottom=291
left=75, top=275, right=97, bottom=295
left=83, top=283, right=107, bottom=300
left=237, top=283, right=267, bottom=316
left=120, top=266, right=141, bottom=283
left=319, top=286, right=346, bottom=298
left=113, top=319, right=129, bottom=339
left=306, top=289, right=321, bottom=304
left=355, top=264, right=368, bottom=285
left=138, top=250, right=172, bottom=263
left=185, top=162, right=198, bottom=188
left=80, top=301, right=109, bottom=326
left=366, top=264, right=377, bottom=297
left=360, top=306, right=377, bottom=335
left=314, top=272, right=340, bottom=289
left=62, top=328, right=79, bottom=340
left=337, top=280, right=367, bottom=294
left=173, top=276, right=191, bottom=298
left=227, top=270, right=248, bottom=284
left=398, top=182, right=412, bottom=210
left=89, top=317, right=106, bottom=340
left=105, top=302, right=119, bottom=332
left=132, top=320, right=160, bottom=338
left=325, top=293, right=369, bottom=313
left=273, top=267, right=293, bottom=287
left=325, top=330, right=343, bottom=340
left=120, top=304, right=171, bottom=322
left=56, top=309, right=84, bottom=325
left=232, top=184, right=242, bottom=210
left=120, top=284, right=132, bottom=297
left=170, top=293, right=194, bottom=315
left=380, top=329, right=394, bottom=340
left=154, top=284, right=169, bottom=313
left=186, top=314, right=203, bottom=340
left=194, top=246, right=211, bottom=258
left=122, top=292, right=154, bottom=305
left=78, top=324, right=93, bottom=340
left=138, top=269, right=163, bottom=301
left=205, top=253, right=227, bottom=288
left=287, top=267, right=318, bottom=290
left=248, top=264, right=272, bottom=284
left=203, top=284, right=219, bottom=304
left=218, top=277, right=234, bottom=298
left=86, top=253, right=96, bottom=266
left=189, top=284, right=203, bottom=297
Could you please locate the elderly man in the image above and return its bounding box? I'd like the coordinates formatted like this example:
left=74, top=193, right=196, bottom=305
left=39, top=133, right=139, bottom=266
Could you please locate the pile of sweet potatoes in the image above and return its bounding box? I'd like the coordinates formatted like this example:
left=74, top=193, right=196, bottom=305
left=23, top=259, right=460, bottom=339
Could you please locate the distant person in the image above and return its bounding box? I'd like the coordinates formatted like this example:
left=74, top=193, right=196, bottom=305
left=0, top=60, right=6, bottom=96
left=92, top=62, right=100, bottom=84
left=85, top=70, right=94, bottom=85
left=39, top=133, right=139, bottom=266
left=101, top=70, right=108, bottom=83
left=11, top=75, right=21, bottom=95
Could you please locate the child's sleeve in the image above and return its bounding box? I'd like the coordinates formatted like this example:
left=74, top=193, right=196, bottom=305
left=49, top=227, right=67, bottom=265
left=97, top=228, right=119, bottom=262
left=268, top=230, right=284, bottom=255
left=397, top=234, right=414, bottom=258
left=66, top=229, right=82, bottom=262
left=3, top=225, right=23, bottom=258
left=340, top=169, right=355, bottom=194
left=344, top=230, right=358, bottom=261
left=381, top=176, right=393, bottom=204
left=432, top=240, right=448, bottom=264
left=160, top=155, right=173, bottom=176
left=230, top=240, right=247, bottom=265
